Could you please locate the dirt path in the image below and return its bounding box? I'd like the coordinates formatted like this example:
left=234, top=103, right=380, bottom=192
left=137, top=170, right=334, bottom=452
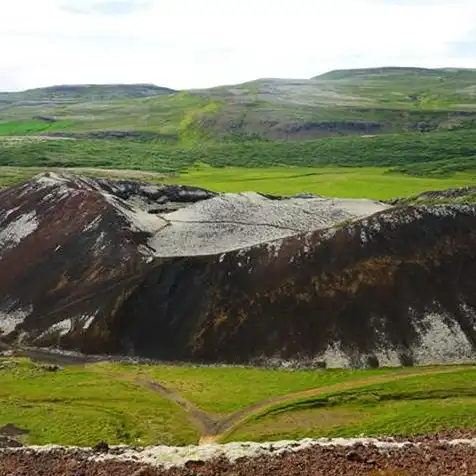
left=82, top=366, right=222, bottom=437
left=137, top=365, right=474, bottom=444
left=208, top=366, right=472, bottom=443
left=140, top=380, right=221, bottom=437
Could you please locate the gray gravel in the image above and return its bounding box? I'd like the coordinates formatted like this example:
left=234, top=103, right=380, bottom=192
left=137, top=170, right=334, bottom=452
left=150, top=192, right=388, bottom=257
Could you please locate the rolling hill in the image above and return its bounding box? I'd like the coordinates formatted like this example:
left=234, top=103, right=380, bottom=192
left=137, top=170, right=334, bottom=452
left=1, top=67, right=476, bottom=141
left=0, top=83, right=175, bottom=104
left=0, top=67, right=475, bottom=195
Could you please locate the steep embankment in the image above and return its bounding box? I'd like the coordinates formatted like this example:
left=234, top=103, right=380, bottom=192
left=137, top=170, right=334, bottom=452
left=0, top=174, right=475, bottom=367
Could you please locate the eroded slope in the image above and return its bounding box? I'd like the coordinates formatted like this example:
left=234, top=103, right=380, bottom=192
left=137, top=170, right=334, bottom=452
left=0, top=174, right=475, bottom=367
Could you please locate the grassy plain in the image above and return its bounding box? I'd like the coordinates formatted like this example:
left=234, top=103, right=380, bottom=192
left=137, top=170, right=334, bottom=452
left=162, top=165, right=475, bottom=199
left=0, top=128, right=475, bottom=199
left=227, top=368, right=476, bottom=442
left=1, top=359, right=475, bottom=447
left=128, top=365, right=407, bottom=414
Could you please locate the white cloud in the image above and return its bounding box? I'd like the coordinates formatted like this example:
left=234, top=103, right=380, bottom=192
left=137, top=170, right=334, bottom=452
left=1, top=0, right=476, bottom=91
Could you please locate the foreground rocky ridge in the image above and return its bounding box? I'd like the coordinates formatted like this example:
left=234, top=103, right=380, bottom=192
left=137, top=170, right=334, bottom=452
left=2, top=434, right=476, bottom=476
left=0, top=173, right=475, bottom=367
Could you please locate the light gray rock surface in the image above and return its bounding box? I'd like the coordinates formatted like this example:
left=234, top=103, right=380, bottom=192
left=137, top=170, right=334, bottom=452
left=150, top=192, right=389, bottom=256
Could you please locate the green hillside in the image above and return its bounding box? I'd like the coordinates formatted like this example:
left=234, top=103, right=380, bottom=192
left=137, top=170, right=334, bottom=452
left=1, top=67, right=476, bottom=142
left=0, top=83, right=175, bottom=104
left=0, top=67, right=475, bottom=196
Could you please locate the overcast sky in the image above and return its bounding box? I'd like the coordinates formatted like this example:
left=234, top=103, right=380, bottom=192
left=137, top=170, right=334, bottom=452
left=2, top=0, right=476, bottom=91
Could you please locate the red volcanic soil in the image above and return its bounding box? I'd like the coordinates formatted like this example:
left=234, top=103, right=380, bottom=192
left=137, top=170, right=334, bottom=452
left=2, top=433, right=476, bottom=476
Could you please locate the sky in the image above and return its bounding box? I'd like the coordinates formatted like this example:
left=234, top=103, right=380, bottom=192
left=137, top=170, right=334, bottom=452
left=2, top=0, right=476, bottom=91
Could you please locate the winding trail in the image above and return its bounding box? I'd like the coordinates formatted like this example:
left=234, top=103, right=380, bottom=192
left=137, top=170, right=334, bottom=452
left=138, top=365, right=475, bottom=444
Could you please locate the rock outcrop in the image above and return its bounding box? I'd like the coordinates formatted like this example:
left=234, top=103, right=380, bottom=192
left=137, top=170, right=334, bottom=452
left=0, top=173, right=475, bottom=367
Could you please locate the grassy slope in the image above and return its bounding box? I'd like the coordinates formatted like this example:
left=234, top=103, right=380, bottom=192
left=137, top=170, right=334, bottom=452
left=131, top=365, right=406, bottom=414
left=0, top=68, right=475, bottom=197
left=0, top=92, right=223, bottom=142
left=0, top=359, right=198, bottom=446
left=228, top=368, right=476, bottom=442
left=0, top=84, right=174, bottom=105
left=1, top=68, right=476, bottom=141
left=1, top=359, right=476, bottom=446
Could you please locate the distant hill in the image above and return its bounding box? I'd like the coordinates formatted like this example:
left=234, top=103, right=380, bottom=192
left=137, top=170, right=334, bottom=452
left=1, top=67, right=476, bottom=141
left=0, top=84, right=175, bottom=104
left=314, top=66, right=476, bottom=80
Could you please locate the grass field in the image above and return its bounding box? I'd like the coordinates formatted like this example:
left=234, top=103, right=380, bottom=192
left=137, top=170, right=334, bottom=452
left=0, top=128, right=475, bottom=201
left=228, top=368, right=476, bottom=442
left=126, top=364, right=408, bottom=414
left=0, top=120, right=76, bottom=136
left=1, top=358, right=475, bottom=447
left=0, top=359, right=198, bottom=446
left=162, top=165, right=475, bottom=199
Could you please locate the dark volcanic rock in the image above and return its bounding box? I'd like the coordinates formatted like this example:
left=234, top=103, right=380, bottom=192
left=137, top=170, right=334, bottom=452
left=389, top=186, right=476, bottom=206
left=0, top=424, right=29, bottom=438
left=0, top=173, right=475, bottom=367
left=0, top=173, right=213, bottom=352
left=0, top=436, right=23, bottom=448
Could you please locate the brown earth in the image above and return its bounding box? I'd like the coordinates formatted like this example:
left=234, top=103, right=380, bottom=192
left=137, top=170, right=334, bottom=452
left=2, top=434, right=476, bottom=476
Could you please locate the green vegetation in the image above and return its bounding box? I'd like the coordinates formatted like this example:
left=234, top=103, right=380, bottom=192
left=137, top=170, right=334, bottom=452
left=2, top=68, right=476, bottom=142
left=0, top=120, right=76, bottom=136
left=0, top=84, right=174, bottom=104
left=132, top=365, right=406, bottom=414
left=225, top=368, right=476, bottom=442
left=1, top=128, right=475, bottom=198
left=230, top=398, right=476, bottom=443
left=162, top=166, right=474, bottom=200
left=1, top=130, right=475, bottom=174
left=0, top=92, right=221, bottom=141
left=0, top=359, right=197, bottom=446
left=0, top=68, right=475, bottom=197
left=1, top=165, right=473, bottom=200
left=1, top=358, right=475, bottom=446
